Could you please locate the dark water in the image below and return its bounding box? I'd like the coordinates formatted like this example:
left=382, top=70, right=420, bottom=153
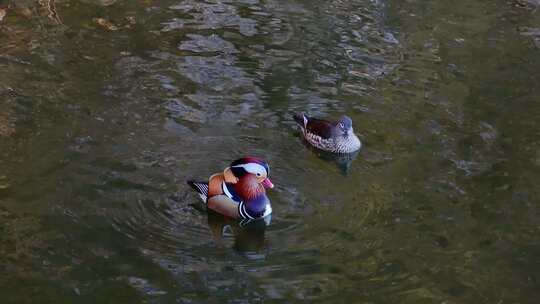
left=1, top=0, right=540, bottom=303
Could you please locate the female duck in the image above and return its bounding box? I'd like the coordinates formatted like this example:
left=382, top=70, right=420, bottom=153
left=294, top=113, right=361, bottom=153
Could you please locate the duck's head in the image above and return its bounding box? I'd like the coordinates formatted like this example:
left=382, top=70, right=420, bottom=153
left=337, top=115, right=353, bottom=137
left=229, top=157, right=274, bottom=189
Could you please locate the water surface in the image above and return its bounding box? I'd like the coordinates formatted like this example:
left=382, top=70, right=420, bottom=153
left=1, top=0, right=540, bottom=303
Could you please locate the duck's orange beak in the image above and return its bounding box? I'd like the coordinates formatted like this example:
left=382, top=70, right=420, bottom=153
left=262, top=178, right=274, bottom=189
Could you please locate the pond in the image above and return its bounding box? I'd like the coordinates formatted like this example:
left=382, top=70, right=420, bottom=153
left=1, top=0, right=540, bottom=303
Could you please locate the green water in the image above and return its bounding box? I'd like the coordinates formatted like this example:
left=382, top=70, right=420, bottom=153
left=1, top=0, right=540, bottom=303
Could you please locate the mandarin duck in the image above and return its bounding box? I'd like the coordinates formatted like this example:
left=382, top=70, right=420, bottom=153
left=293, top=113, right=361, bottom=153
left=188, top=157, right=274, bottom=221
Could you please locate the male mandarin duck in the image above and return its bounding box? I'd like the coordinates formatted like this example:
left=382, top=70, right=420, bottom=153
left=293, top=112, right=362, bottom=153
left=188, top=157, right=274, bottom=220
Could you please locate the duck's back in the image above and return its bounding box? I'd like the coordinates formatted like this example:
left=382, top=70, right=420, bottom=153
left=294, top=114, right=334, bottom=138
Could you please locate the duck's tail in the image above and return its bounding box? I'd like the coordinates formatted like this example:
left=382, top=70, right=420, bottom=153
left=187, top=181, right=209, bottom=203
left=293, top=112, right=308, bottom=128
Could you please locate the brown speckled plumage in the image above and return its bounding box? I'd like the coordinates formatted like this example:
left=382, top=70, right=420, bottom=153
left=294, top=113, right=361, bottom=153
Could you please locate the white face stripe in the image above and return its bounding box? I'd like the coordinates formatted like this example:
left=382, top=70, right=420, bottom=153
left=232, top=163, right=267, bottom=176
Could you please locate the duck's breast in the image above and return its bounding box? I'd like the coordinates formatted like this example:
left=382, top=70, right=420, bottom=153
left=239, top=194, right=270, bottom=219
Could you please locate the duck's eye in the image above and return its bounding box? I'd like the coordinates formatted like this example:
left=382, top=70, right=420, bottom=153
left=256, top=173, right=262, bottom=177
left=339, top=123, right=345, bottom=129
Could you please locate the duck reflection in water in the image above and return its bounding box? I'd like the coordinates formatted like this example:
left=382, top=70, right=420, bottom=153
left=302, top=140, right=360, bottom=175
left=207, top=210, right=270, bottom=260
